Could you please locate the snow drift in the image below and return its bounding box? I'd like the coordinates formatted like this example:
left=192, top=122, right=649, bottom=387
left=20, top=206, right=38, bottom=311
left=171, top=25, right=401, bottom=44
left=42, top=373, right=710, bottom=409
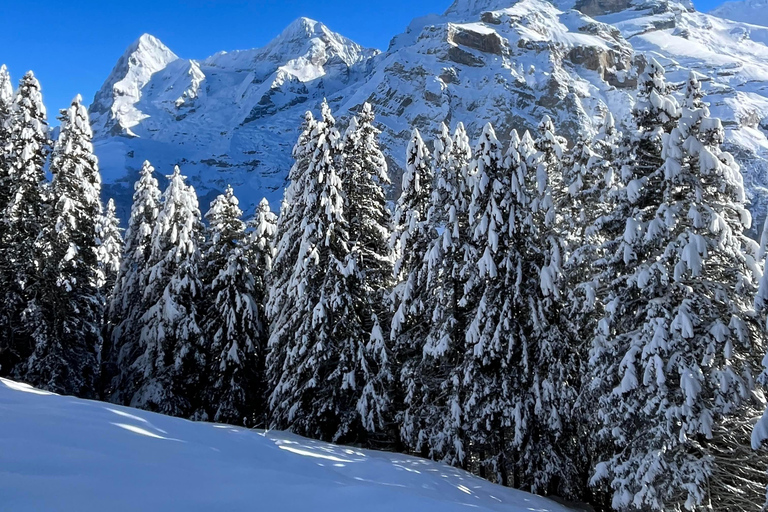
left=0, top=377, right=572, bottom=512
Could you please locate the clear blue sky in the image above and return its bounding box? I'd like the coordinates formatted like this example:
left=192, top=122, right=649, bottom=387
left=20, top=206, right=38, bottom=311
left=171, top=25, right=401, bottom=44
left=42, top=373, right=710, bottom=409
left=0, top=0, right=723, bottom=119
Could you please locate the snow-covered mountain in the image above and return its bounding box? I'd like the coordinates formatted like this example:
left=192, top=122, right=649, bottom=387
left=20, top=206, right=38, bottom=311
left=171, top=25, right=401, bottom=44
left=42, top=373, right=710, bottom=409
left=0, top=377, right=573, bottom=512
left=90, top=0, right=768, bottom=230
left=710, top=0, right=768, bottom=28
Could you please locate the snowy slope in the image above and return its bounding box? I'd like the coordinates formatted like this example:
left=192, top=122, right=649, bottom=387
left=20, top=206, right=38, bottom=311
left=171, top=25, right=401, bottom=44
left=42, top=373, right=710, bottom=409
left=89, top=0, right=768, bottom=229
left=0, top=377, right=573, bottom=512
left=710, top=0, right=768, bottom=28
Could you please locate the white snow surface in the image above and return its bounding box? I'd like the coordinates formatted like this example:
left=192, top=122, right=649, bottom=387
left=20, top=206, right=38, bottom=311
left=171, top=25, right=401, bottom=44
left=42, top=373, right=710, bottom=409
left=0, top=377, right=572, bottom=512
left=710, top=0, right=768, bottom=28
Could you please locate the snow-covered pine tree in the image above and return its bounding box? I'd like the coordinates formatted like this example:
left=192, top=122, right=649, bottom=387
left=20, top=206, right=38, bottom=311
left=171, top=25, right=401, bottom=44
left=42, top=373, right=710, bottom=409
left=460, top=122, right=517, bottom=483
left=248, top=198, right=277, bottom=355
left=339, top=103, right=395, bottom=443
left=593, top=69, right=766, bottom=511
left=588, top=59, right=682, bottom=506
left=268, top=101, right=350, bottom=440
left=391, top=128, right=433, bottom=282
left=390, top=128, right=437, bottom=447
left=132, top=166, right=204, bottom=417
left=105, top=161, right=161, bottom=402
left=96, top=198, right=123, bottom=295
left=199, top=186, right=263, bottom=426
left=269, top=101, right=395, bottom=444
left=0, top=65, right=13, bottom=214
left=265, top=112, right=317, bottom=406
left=512, top=116, right=581, bottom=498
left=22, top=95, right=103, bottom=397
left=0, top=72, right=49, bottom=380
left=400, top=122, right=473, bottom=466
left=559, top=113, right=622, bottom=495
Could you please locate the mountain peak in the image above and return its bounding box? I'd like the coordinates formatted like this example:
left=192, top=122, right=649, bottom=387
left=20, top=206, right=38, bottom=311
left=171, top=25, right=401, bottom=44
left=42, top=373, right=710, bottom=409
left=89, top=33, right=179, bottom=136
left=123, top=33, right=177, bottom=62
left=444, top=0, right=516, bottom=17
left=711, top=0, right=768, bottom=26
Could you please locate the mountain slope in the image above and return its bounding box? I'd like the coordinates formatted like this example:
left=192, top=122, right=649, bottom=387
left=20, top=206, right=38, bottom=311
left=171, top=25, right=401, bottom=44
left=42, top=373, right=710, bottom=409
left=90, top=1, right=768, bottom=229
left=710, top=0, right=768, bottom=28
left=0, top=378, right=572, bottom=512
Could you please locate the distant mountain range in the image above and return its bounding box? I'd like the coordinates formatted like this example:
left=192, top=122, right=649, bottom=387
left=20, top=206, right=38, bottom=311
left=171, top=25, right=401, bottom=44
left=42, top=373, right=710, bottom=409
left=89, top=0, right=768, bottom=233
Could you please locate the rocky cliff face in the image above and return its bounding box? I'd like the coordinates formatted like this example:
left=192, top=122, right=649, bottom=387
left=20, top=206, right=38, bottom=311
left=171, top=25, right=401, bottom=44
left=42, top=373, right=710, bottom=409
left=90, top=0, right=768, bottom=231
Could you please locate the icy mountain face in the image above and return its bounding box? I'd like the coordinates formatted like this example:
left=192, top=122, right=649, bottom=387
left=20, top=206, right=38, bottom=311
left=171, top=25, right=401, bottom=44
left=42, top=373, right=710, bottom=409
left=90, top=19, right=377, bottom=220
left=90, top=3, right=768, bottom=229
left=710, top=0, right=768, bottom=28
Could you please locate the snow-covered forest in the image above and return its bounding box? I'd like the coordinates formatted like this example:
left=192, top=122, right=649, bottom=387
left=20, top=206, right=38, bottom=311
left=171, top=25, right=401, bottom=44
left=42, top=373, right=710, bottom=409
left=3, top=58, right=768, bottom=511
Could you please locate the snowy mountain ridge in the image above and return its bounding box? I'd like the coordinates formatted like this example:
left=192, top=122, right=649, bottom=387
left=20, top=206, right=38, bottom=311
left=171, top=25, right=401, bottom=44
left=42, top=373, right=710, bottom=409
left=89, top=0, right=768, bottom=229
left=709, top=0, right=768, bottom=27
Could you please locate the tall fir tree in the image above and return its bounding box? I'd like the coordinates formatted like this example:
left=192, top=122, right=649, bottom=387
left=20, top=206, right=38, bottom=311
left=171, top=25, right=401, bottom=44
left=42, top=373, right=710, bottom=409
left=591, top=65, right=766, bottom=511
left=391, top=128, right=436, bottom=446
left=0, top=64, right=13, bottom=214
left=0, top=72, right=49, bottom=379
left=513, top=116, right=581, bottom=497
left=23, top=95, right=103, bottom=397
left=200, top=186, right=264, bottom=426
left=265, top=111, right=318, bottom=426
left=95, top=198, right=123, bottom=295
left=339, top=103, right=395, bottom=442
left=269, top=101, right=394, bottom=444
left=133, top=166, right=204, bottom=417
left=400, top=122, right=473, bottom=466
left=106, top=161, right=161, bottom=402
left=267, top=101, right=351, bottom=441
left=460, top=123, right=517, bottom=483
left=589, top=60, right=682, bottom=506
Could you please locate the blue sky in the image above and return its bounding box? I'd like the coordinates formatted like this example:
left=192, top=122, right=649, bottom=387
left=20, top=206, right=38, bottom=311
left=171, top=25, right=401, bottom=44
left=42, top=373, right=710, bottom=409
left=1, top=0, right=724, bottom=119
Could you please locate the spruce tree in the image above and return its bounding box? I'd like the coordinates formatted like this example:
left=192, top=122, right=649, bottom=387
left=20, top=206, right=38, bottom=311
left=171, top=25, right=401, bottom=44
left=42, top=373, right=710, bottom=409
left=266, top=111, right=317, bottom=425
left=268, top=101, right=351, bottom=441
left=106, top=161, right=161, bottom=402
left=269, top=101, right=393, bottom=444
left=0, top=64, right=13, bottom=213
left=339, top=103, right=395, bottom=441
left=512, top=116, right=580, bottom=497
left=133, top=166, right=204, bottom=417
left=391, top=128, right=436, bottom=447
left=0, top=72, right=49, bottom=379
left=96, top=198, right=123, bottom=295
left=23, top=95, right=103, bottom=397
left=200, top=186, right=263, bottom=426
left=461, top=123, right=517, bottom=482
left=592, top=67, right=765, bottom=511
left=400, top=122, right=473, bottom=466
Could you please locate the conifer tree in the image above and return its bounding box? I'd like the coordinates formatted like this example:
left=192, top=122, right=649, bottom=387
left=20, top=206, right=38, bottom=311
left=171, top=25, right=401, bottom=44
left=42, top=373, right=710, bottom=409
left=249, top=197, right=277, bottom=342
left=200, top=186, right=263, bottom=426
left=0, top=65, right=13, bottom=214
left=0, top=72, right=49, bottom=379
left=106, top=161, right=161, bottom=402
left=400, top=122, right=472, bottom=466
left=340, top=103, right=395, bottom=440
left=268, top=101, right=353, bottom=441
left=133, top=166, right=204, bottom=417
left=391, top=128, right=437, bottom=443
left=593, top=67, right=765, bottom=511
left=460, top=123, right=517, bottom=482
left=513, top=116, right=581, bottom=497
left=23, top=95, right=102, bottom=397
left=266, top=111, right=317, bottom=424
left=96, top=198, right=123, bottom=295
